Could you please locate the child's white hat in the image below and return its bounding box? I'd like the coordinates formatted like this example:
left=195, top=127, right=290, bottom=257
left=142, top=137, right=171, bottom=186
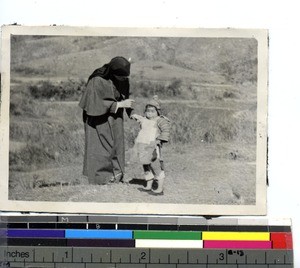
left=146, top=95, right=161, bottom=111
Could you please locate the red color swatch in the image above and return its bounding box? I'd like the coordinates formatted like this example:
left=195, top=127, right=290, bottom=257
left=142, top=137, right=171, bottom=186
left=271, top=232, right=293, bottom=249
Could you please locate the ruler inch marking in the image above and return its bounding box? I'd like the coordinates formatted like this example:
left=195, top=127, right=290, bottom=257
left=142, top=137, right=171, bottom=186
left=265, top=251, right=267, bottom=264
left=226, top=249, right=228, bottom=264
left=284, top=253, right=286, bottom=264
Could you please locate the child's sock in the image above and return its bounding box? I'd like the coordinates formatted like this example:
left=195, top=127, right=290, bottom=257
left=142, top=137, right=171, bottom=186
left=144, top=171, right=154, bottom=181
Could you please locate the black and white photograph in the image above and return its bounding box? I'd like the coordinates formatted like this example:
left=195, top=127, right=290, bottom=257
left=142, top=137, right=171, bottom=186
left=0, top=26, right=268, bottom=215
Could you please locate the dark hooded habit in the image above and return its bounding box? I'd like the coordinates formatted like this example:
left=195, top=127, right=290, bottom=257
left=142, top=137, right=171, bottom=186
left=79, top=56, right=132, bottom=185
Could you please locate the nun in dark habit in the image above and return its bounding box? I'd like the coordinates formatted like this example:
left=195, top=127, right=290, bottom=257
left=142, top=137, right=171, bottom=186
left=79, top=56, right=134, bottom=185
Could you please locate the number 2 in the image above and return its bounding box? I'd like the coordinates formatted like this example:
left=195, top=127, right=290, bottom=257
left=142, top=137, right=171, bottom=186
left=140, top=252, right=146, bottom=260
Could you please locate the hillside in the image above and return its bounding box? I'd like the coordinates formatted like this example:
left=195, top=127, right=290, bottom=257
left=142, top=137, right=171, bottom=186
left=11, top=35, right=257, bottom=84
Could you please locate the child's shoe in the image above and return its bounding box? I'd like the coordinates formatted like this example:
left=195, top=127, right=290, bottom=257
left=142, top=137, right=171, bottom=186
left=152, top=171, right=165, bottom=194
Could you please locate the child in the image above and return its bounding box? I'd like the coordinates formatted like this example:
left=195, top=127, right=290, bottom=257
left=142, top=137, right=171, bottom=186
left=130, top=96, right=171, bottom=195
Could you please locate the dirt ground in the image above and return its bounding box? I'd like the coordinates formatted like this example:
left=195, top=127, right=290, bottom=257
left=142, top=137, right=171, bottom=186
left=9, top=142, right=256, bottom=205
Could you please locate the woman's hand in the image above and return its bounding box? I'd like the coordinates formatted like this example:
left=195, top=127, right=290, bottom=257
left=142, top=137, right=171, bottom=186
left=118, top=99, right=135, bottom=109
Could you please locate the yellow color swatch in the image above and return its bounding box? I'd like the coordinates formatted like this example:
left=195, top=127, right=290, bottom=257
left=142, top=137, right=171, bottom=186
left=202, top=232, right=270, bottom=241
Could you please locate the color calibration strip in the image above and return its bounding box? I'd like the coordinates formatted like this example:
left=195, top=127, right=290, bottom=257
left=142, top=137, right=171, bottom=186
left=0, top=228, right=293, bottom=249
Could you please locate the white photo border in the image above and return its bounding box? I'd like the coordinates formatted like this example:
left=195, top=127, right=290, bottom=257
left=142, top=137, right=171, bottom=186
left=0, top=26, right=268, bottom=215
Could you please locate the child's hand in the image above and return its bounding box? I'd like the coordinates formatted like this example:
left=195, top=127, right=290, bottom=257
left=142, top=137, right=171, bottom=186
left=130, top=114, right=138, bottom=120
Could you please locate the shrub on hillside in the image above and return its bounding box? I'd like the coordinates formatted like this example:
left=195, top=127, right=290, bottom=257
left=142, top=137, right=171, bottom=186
left=132, top=78, right=182, bottom=98
left=29, top=79, right=85, bottom=101
left=162, top=103, right=256, bottom=145
left=167, top=78, right=182, bottom=96
left=10, top=92, right=39, bottom=117
left=220, top=59, right=257, bottom=84
left=9, top=144, right=56, bottom=172
left=12, top=66, right=49, bottom=76
left=9, top=121, right=84, bottom=172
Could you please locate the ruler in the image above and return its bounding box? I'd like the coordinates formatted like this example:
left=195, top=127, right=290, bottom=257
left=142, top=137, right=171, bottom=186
left=0, top=247, right=294, bottom=267
left=0, top=215, right=294, bottom=267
